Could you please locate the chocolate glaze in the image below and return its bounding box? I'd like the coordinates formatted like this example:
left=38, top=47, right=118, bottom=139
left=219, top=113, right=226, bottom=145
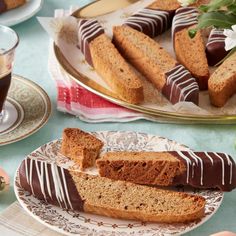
left=170, top=151, right=236, bottom=191
left=124, top=7, right=174, bottom=38
left=172, top=7, right=198, bottom=39
left=206, top=28, right=229, bottom=66
left=77, top=19, right=104, bottom=66
left=0, top=0, right=7, bottom=13
left=19, top=158, right=84, bottom=211
left=162, top=63, right=199, bottom=105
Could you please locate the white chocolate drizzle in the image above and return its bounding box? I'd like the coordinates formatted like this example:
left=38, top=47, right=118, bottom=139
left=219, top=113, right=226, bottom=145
left=77, top=19, right=104, bottom=65
left=206, top=28, right=225, bottom=47
left=176, top=151, right=234, bottom=187
left=172, top=7, right=198, bottom=39
left=164, top=64, right=199, bottom=103
left=24, top=159, right=74, bottom=210
left=214, top=152, right=225, bottom=185
left=124, top=8, right=170, bottom=38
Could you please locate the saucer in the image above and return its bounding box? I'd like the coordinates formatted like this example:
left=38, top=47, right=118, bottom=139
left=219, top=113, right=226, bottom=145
left=0, top=75, right=51, bottom=146
left=0, top=98, right=24, bottom=135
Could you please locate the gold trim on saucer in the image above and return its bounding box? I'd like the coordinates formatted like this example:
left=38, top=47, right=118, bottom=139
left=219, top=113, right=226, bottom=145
left=54, top=0, right=236, bottom=124
left=0, top=75, right=51, bottom=146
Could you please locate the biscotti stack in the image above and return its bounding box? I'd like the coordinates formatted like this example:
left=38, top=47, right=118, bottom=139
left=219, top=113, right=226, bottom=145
left=77, top=19, right=144, bottom=104
left=206, top=28, right=229, bottom=66
left=208, top=52, right=236, bottom=107
left=172, top=7, right=209, bottom=90
left=0, top=0, right=26, bottom=13
left=19, top=157, right=206, bottom=223
left=97, top=151, right=236, bottom=191
left=113, top=25, right=199, bottom=105
left=60, top=128, right=104, bottom=170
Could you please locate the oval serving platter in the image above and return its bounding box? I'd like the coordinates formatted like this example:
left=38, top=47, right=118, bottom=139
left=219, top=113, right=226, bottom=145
left=54, top=0, right=236, bottom=124
left=14, top=131, right=224, bottom=236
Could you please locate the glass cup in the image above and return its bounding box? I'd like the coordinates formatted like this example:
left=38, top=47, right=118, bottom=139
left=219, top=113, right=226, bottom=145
left=0, top=25, right=19, bottom=120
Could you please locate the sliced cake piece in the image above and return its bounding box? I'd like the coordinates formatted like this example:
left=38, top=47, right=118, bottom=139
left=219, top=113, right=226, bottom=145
left=78, top=19, right=144, bottom=104
left=89, top=33, right=144, bottom=104
left=123, top=0, right=178, bottom=38
left=97, top=151, right=236, bottom=191
left=172, top=7, right=209, bottom=90
left=208, top=52, right=236, bottom=107
left=0, top=0, right=26, bottom=13
left=60, top=128, right=103, bottom=170
left=19, top=158, right=206, bottom=223
left=206, top=28, right=228, bottom=66
left=113, top=25, right=199, bottom=105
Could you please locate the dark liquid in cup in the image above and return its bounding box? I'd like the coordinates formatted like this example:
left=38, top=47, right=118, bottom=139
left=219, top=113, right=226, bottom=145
left=0, top=73, right=11, bottom=113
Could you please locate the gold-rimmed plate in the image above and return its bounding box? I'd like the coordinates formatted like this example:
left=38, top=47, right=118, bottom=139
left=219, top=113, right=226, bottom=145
left=0, top=75, right=51, bottom=146
left=54, top=0, right=236, bottom=124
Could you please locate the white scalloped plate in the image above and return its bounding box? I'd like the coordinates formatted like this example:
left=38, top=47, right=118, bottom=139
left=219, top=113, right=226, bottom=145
left=14, top=131, right=224, bottom=236
left=0, top=0, right=43, bottom=26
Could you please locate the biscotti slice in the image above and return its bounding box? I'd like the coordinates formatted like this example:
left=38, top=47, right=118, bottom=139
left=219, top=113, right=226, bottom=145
left=208, top=51, right=236, bottom=107
left=60, top=128, right=103, bottom=170
left=113, top=25, right=199, bottom=105
left=78, top=19, right=144, bottom=104
left=148, top=0, right=180, bottom=11
left=123, top=0, right=177, bottom=38
left=97, top=151, right=236, bottom=191
left=206, top=28, right=228, bottom=66
left=19, top=158, right=206, bottom=223
left=172, top=7, right=209, bottom=90
left=148, top=0, right=210, bottom=10
left=0, top=0, right=26, bottom=13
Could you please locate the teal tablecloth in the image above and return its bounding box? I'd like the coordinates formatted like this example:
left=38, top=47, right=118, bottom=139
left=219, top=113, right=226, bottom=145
left=0, top=0, right=236, bottom=235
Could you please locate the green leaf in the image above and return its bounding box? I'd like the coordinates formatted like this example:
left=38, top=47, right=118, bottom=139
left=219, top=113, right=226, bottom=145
left=197, top=11, right=236, bottom=29
left=227, top=4, right=236, bottom=14
left=199, top=0, right=234, bottom=12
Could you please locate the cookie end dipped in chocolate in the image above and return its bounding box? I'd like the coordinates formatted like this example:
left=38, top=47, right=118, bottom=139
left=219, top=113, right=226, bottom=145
left=123, top=7, right=174, bottom=38
left=162, top=63, right=199, bottom=105
left=171, top=151, right=236, bottom=192
left=18, top=158, right=84, bottom=211
left=77, top=19, right=104, bottom=66
left=206, top=29, right=229, bottom=66
left=0, top=0, right=7, bottom=13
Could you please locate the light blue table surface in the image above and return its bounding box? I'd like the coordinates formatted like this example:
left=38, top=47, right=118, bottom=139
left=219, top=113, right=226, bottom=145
left=0, top=0, right=236, bottom=235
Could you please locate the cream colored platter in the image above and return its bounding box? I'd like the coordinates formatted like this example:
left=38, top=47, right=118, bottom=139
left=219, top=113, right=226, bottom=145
left=0, top=75, right=51, bottom=146
left=14, top=131, right=223, bottom=236
left=53, top=0, right=236, bottom=124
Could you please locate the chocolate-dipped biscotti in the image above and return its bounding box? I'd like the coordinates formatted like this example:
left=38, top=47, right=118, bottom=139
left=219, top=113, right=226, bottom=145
left=77, top=19, right=144, bottom=104
left=113, top=25, right=199, bottom=105
left=61, top=128, right=104, bottom=170
left=0, top=0, right=26, bottom=13
left=172, top=7, right=209, bottom=90
left=206, top=28, right=228, bottom=66
left=123, top=0, right=177, bottom=38
left=19, top=158, right=206, bottom=223
left=97, top=151, right=236, bottom=191
left=208, top=51, right=236, bottom=107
